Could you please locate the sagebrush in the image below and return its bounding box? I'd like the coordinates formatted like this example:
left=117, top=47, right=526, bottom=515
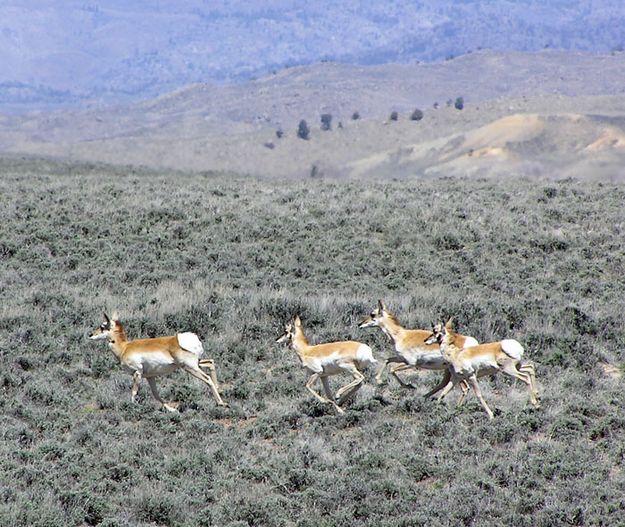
left=1, top=159, right=624, bottom=526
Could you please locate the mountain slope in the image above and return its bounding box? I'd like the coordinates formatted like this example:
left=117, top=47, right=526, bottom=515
left=2, top=51, right=625, bottom=180
left=2, top=1, right=625, bottom=111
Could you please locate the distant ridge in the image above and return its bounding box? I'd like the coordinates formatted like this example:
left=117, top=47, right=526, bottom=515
left=2, top=1, right=625, bottom=112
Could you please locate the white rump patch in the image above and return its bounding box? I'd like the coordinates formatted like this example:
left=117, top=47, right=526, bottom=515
left=463, top=336, right=479, bottom=348
left=501, top=339, right=524, bottom=360
left=356, top=344, right=377, bottom=365
left=177, top=332, right=204, bottom=356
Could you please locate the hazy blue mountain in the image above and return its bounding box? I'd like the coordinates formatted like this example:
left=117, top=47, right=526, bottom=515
left=2, top=1, right=625, bottom=112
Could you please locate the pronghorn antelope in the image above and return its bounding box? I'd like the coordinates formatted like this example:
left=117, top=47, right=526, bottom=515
left=359, top=300, right=478, bottom=398
left=426, top=319, right=540, bottom=419
left=276, top=315, right=377, bottom=414
left=89, top=312, right=226, bottom=411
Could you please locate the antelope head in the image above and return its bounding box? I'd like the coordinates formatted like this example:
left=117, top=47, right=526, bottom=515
left=276, top=316, right=301, bottom=344
left=89, top=312, right=120, bottom=341
left=424, top=319, right=455, bottom=346
left=359, top=300, right=389, bottom=328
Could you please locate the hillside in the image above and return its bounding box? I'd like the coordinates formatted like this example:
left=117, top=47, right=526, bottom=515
left=2, top=1, right=625, bottom=111
left=1, top=50, right=625, bottom=180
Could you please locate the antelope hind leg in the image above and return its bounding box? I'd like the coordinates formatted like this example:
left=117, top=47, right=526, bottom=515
left=199, top=359, right=221, bottom=391
left=519, top=362, right=540, bottom=408
left=335, top=367, right=365, bottom=405
left=184, top=366, right=227, bottom=407
left=501, top=362, right=540, bottom=409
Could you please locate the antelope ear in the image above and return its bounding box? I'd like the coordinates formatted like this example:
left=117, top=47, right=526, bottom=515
left=445, top=317, right=454, bottom=331
left=294, top=315, right=302, bottom=327
left=111, top=311, right=120, bottom=322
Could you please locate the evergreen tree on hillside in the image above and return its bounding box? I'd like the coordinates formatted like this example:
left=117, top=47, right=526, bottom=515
left=297, top=119, right=310, bottom=140
left=410, top=108, right=424, bottom=121
left=320, top=114, right=332, bottom=131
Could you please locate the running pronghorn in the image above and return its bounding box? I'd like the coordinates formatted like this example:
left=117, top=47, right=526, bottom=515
left=425, top=319, right=540, bottom=419
left=89, top=312, right=226, bottom=411
left=359, top=301, right=478, bottom=398
left=276, top=315, right=377, bottom=414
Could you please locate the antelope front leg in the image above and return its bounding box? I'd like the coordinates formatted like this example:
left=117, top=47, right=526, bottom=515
left=376, top=357, right=408, bottom=386
left=435, top=377, right=455, bottom=402
left=455, top=380, right=470, bottom=406
left=375, top=360, right=390, bottom=385
left=306, top=373, right=344, bottom=414
left=147, top=377, right=178, bottom=412
left=390, top=363, right=418, bottom=389
left=320, top=376, right=335, bottom=401
left=131, top=371, right=142, bottom=403
left=423, top=368, right=452, bottom=399
left=467, top=375, right=494, bottom=420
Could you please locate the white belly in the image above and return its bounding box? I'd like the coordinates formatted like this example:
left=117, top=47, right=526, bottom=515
left=320, top=362, right=345, bottom=375
left=413, top=351, right=446, bottom=370
left=126, top=353, right=178, bottom=377
left=456, top=356, right=498, bottom=377
left=304, top=354, right=350, bottom=375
